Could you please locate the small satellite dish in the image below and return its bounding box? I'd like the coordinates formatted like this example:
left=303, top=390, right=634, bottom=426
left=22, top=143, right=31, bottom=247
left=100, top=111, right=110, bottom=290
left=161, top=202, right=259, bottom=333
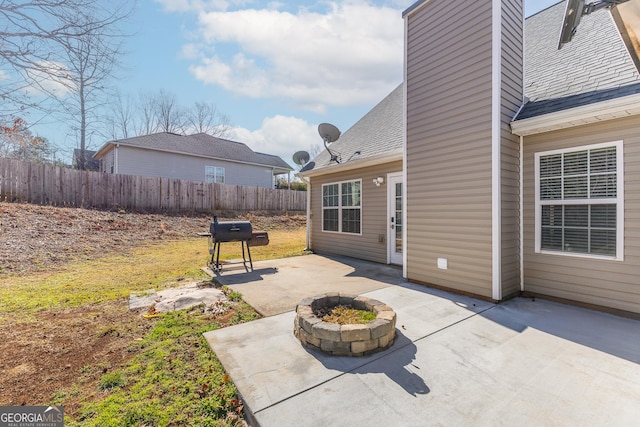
left=292, top=150, right=310, bottom=166
left=318, top=123, right=341, bottom=163
left=318, top=123, right=341, bottom=144
left=558, top=0, right=585, bottom=49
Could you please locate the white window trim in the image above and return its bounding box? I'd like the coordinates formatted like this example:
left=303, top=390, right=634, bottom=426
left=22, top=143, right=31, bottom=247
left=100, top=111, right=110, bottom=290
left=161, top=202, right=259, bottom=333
left=205, top=166, right=225, bottom=184
left=321, top=179, right=363, bottom=235
left=534, top=141, right=624, bottom=261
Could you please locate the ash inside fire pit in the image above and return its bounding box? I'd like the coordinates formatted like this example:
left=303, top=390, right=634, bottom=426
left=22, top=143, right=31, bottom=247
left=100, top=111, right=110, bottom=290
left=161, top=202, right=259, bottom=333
left=294, top=293, right=396, bottom=357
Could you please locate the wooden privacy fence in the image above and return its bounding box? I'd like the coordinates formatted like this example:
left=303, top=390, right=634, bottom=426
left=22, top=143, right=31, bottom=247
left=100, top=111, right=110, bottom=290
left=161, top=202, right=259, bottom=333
left=0, top=158, right=306, bottom=212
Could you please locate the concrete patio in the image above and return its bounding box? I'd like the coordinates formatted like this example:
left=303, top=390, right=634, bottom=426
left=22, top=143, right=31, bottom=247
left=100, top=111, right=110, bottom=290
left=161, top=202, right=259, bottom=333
left=204, top=255, right=640, bottom=426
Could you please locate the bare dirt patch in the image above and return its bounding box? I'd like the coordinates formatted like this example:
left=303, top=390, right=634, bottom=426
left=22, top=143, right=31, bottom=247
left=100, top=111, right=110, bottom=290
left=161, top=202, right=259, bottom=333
left=0, top=300, right=149, bottom=411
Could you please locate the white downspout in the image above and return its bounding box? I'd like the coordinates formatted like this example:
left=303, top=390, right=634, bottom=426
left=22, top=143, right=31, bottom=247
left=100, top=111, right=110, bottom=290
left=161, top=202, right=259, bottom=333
left=519, top=134, right=524, bottom=291
left=304, top=177, right=311, bottom=250
left=114, top=144, right=119, bottom=174
left=491, top=0, right=502, bottom=301
left=402, top=13, right=409, bottom=279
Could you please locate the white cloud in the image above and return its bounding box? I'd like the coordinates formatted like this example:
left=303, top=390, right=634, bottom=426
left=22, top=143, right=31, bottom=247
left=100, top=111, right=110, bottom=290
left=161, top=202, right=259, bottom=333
left=228, top=115, right=318, bottom=168
left=187, top=1, right=404, bottom=111
left=23, top=61, right=74, bottom=98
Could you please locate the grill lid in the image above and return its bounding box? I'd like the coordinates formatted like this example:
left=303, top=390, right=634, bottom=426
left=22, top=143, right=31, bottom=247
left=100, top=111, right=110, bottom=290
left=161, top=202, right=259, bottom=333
left=210, top=216, right=253, bottom=242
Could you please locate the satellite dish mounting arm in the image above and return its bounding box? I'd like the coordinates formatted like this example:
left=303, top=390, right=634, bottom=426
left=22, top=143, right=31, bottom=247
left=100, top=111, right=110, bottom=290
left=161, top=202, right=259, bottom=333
left=583, top=0, right=628, bottom=14
left=558, top=0, right=630, bottom=49
left=318, top=123, right=341, bottom=164
left=323, top=136, right=340, bottom=164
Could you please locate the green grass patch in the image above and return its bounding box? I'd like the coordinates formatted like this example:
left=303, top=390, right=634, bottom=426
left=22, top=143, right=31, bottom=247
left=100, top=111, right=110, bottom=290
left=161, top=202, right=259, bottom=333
left=71, top=307, right=257, bottom=427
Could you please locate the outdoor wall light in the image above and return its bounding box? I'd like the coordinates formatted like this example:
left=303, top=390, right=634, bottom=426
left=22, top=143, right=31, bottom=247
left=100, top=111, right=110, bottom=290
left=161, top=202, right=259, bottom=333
left=373, top=176, right=384, bottom=186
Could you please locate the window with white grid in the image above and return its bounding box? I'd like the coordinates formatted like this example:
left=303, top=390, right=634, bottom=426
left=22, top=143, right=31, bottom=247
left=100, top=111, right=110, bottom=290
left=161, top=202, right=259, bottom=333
left=205, top=166, right=225, bottom=183
left=322, top=180, right=361, bottom=234
left=535, top=141, right=623, bottom=260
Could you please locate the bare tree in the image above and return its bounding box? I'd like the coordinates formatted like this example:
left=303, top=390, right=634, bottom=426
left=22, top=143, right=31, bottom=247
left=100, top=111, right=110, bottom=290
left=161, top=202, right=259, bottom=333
left=1, top=0, right=132, bottom=169
left=136, top=91, right=157, bottom=136
left=152, top=90, right=186, bottom=134
left=106, top=90, right=136, bottom=140
left=186, top=101, right=231, bottom=138
left=1, top=1, right=83, bottom=110
left=105, top=89, right=234, bottom=139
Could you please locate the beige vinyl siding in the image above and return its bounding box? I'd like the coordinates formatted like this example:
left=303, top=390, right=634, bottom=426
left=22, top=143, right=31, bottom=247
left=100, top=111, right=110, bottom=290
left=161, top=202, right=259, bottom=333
left=310, top=161, right=402, bottom=264
left=500, top=0, right=524, bottom=297
left=523, top=115, right=640, bottom=314
left=115, top=146, right=274, bottom=188
left=405, top=0, right=494, bottom=298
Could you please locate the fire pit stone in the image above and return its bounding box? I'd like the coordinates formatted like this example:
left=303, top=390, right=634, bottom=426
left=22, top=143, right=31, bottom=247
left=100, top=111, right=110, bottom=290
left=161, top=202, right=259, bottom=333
left=294, top=293, right=396, bottom=356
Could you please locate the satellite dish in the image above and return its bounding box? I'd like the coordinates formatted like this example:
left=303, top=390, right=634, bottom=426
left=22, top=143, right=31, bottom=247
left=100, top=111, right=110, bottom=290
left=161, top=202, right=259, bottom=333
left=318, top=123, right=341, bottom=144
left=318, top=123, right=341, bottom=163
left=293, top=150, right=310, bottom=166
left=558, top=0, right=585, bottom=49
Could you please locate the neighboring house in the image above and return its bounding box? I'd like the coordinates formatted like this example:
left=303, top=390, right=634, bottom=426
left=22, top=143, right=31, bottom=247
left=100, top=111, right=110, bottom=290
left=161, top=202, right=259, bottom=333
left=72, top=149, right=99, bottom=171
left=300, top=1, right=640, bottom=316
left=93, top=132, right=293, bottom=188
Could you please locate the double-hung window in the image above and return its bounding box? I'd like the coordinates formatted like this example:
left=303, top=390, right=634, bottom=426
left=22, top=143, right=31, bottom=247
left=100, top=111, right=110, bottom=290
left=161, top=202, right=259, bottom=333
left=535, top=141, right=623, bottom=260
left=322, top=180, right=361, bottom=234
left=205, top=166, right=225, bottom=183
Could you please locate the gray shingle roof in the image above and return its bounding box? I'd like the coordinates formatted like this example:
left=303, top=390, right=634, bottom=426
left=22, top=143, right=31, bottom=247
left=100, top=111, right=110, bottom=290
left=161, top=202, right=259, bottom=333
left=302, top=83, right=403, bottom=172
left=99, top=132, right=292, bottom=171
left=517, top=0, right=640, bottom=120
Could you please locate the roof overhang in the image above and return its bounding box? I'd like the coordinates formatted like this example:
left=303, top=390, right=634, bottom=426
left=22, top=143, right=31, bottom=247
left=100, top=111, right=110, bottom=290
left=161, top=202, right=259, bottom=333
left=403, top=0, right=433, bottom=18
left=297, top=150, right=403, bottom=179
left=511, top=92, right=640, bottom=136
left=93, top=141, right=116, bottom=159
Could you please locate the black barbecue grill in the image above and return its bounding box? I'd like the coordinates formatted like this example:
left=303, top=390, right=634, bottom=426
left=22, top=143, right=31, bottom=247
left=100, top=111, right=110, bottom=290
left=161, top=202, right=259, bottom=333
left=206, top=215, right=269, bottom=271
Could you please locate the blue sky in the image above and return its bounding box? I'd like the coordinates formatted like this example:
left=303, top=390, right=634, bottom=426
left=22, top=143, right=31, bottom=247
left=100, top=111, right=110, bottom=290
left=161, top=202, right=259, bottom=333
left=28, top=0, right=561, bottom=167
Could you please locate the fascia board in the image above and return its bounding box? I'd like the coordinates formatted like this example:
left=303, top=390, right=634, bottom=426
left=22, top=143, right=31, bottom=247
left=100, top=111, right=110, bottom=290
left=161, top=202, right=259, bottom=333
left=511, top=93, right=640, bottom=136
left=297, top=151, right=403, bottom=179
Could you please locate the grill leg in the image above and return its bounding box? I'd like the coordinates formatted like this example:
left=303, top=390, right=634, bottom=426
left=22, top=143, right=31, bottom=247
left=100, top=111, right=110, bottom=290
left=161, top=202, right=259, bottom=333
left=214, top=241, right=222, bottom=272
left=246, top=242, right=253, bottom=270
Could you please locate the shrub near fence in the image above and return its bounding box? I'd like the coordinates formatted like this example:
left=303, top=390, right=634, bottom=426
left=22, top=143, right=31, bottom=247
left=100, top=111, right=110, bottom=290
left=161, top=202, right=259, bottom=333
left=0, top=158, right=306, bottom=212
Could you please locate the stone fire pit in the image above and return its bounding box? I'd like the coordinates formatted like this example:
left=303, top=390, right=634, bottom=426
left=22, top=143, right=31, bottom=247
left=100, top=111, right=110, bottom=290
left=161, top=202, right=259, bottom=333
left=293, top=293, right=396, bottom=356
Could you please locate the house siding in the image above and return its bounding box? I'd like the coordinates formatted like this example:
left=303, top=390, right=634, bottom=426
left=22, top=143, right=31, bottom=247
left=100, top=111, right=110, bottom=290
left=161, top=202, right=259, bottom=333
left=309, top=161, right=402, bottom=264
left=112, top=146, right=275, bottom=188
left=501, top=0, right=524, bottom=297
left=405, top=0, right=495, bottom=298
left=523, top=115, right=640, bottom=314
left=100, top=150, right=115, bottom=173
